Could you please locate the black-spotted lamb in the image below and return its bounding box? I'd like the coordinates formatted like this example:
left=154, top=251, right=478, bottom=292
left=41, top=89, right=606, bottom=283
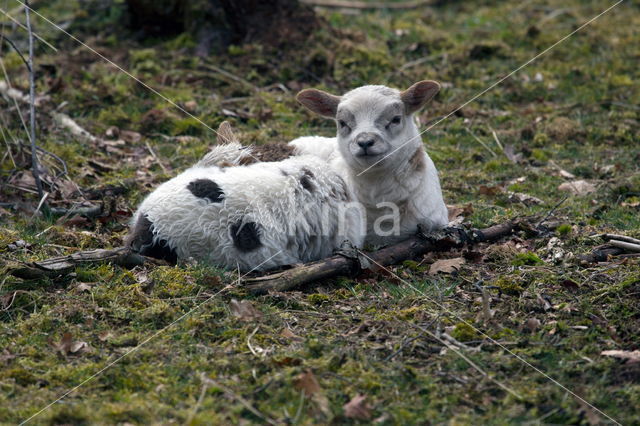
left=126, top=123, right=365, bottom=272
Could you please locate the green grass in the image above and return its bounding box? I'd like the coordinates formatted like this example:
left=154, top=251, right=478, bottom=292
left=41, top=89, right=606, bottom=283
left=1, top=0, right=639, bottom=424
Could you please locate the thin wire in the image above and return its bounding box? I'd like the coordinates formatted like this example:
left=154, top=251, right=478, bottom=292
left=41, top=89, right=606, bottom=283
left=10, top=0, right=223, bottom=138
left=357, top=0, right=625, bottom=176
left=19, top=249, right=285, bottom=425
left=357, top=250, right=621, bottom=425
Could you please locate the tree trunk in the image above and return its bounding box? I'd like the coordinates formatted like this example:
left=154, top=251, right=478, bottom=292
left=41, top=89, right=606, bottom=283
left=126, top=0, right=318, bottom=55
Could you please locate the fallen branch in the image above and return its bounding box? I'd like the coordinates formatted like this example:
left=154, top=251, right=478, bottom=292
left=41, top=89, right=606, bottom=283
left=8, top=247, right=166, bottom=280
left=242, top=221, right=520, bottom=294
left=579, top=245, right=625, bottom=264
left=598, top=233, right=640, bottom=246
left=51, top=112, right=101, bottom=144
left=608, top=240, right=640, bottom=253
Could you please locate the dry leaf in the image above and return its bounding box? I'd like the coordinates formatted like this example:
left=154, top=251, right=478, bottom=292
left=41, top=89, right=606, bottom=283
left=53, top=332, right=90, bottom=356
left=560, top=279, right=580, bottom=291
left=280, top=328, right=302, bottom=341
left=525, top=318, right=541, bottom=332
left=120, top=130, right=142, bottom=143
left=447, top=203, right=474, bottom=222
left=75, top=282, right=95, bottom=293
left=229, top=299, right=262, bottom=321
left=479, top=185, right=504, bottom=196
left=343, top=394, right=373, bottom=420
left=503, top=144, right=523, bottom=163
left=294, top=370, right=331, bottom=416
left=294, top=369, right=321, bottom=396
left=558, top=180, right=596, bottom=195
left=429, top=257, right=465, bottom=275
left=184, top=100, right=198, bottom=112
left=621, top=199, right=640, bottom=208
left=508, top=192, right=543, bottom=206
left=98, top=331, right=113, bottom=341
left=601, top=350, right=640, bottom=363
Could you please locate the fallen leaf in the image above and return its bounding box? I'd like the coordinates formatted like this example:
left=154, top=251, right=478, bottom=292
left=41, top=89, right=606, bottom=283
left=201, top=275, right=222, bottom=287
left=621, top=199, right=640, bottom=208
left=508, top=192, right=543, bottom=206
left=294, top=369, right=321, bottom=396
left=343, top=394, right=373, bottom=420
left=601, top=350, right=640, bottom=363
left=479, top=185, right=504, bottom=196
left=98, top=331, right=113, bottom=341
left=120, top=130, right=142, bottom=143
left=1, top=349, right=16, bottom=364
left=558, top=180, right=596, bottom=195
left=184, top=100, right=198, bottom=112
left=75, top=282, right=95, bottom=293
left=503, top=144, right=523, bottom=163
left=559, top=169, right=576, bottom=179
left=294, top=369, right=331, bottom=416
left=525, top=318, right=541, bottom=332
left=273, top=356, right=302, bottom=367
left=560, top=279, right=580, bottom=291
left=447, top=203, right=474, bottom=222
left=53, top=332, right=91, bottom=356
left=105, top=126, right=120, bottom=139
left=229, top=299, right=262, bottom=321
left=280, top=328, right=302, bottom=341
left=429, top=257, right=465, bottom=275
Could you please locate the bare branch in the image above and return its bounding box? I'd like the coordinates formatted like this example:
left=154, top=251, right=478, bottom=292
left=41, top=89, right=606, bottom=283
left=25, top=0, right=45, bottom=205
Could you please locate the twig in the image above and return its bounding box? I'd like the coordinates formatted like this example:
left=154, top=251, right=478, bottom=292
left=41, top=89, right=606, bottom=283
left=49, top=204, right=102, bottom=218
left=0, top=36, right=30, bottom=71
left=0, top=6, right=57, bottom=51
left=579, top=246, right=625, bottom=264
left=200, top=376, right=278, bottom=425
left=598, top=234, right=640, bottom=246
left=300, top=0, right=434, bottom=9
left=246, top=326, right=261, bottom=357
left=608, top=240, right=640, bottom=253
left=199, top=63, right=258, bottom=92
left=51, top=112, right=100, bottom=143
left=25, top=0, right=45, bottom=205
left=8, top=247, right=167, bottom=280
left=409, top=322, right=523, bottom=400
left=31, top=190, right=49, bottom=217
left=187, top=373, right=212, bottom=424
left=36, top=145, right=68, bottom=178
left=478, top=283, right=493, bottom=324
left=490, top=127, right=504, bottom=151
left=145, top=141, right=168, bottom=174
left=535, top=195, right=569, bottom=228
left=465, top=127, right=498, bottom=158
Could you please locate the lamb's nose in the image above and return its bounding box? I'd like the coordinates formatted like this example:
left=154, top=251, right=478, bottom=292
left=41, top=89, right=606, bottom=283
left=357, top=139, right=375, bottom=149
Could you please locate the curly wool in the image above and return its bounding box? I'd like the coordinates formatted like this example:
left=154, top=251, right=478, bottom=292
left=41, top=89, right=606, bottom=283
left=128, top=154, right=365, bottom=272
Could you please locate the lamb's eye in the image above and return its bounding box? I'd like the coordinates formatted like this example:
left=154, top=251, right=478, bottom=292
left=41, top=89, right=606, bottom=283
left=338, top=120, right=350, bottom=130
left=391, top=116, right=402, bottom=125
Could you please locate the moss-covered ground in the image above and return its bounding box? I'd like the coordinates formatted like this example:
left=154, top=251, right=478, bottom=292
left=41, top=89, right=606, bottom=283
left=1, top=0, right=639, bottom=424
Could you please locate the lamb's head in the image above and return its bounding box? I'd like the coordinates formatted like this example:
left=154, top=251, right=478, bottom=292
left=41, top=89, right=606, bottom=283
left=296, top=81, right=440, bottom=173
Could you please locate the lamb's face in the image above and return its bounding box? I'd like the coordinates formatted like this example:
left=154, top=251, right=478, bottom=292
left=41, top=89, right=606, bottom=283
left=335, top=86, right=413, bottom=172
left=296, top=81, right=440, bottom=174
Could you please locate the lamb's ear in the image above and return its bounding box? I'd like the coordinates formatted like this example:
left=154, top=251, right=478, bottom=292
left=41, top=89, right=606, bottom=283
left=296, top=89, right=341, bottom=118
left=400, top=80, right=441, bottom=114
left=216, top=121, right=238, bottom=145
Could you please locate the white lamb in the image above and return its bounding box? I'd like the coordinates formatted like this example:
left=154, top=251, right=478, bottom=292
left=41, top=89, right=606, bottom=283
left=126, top=123, right=365, bottom=272
left=291, top=80, right=449, bottom=246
